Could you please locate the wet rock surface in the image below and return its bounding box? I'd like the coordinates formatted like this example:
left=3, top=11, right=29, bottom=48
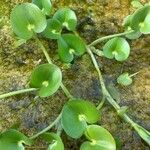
left=0, top=0, right=150, bottom=149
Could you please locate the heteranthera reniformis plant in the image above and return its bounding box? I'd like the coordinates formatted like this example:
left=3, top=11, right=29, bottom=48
left=0, top=1, right=150, bottom=150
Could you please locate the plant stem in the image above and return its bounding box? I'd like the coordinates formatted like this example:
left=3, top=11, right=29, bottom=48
left=91, top=47, right=104, bottom=57
left=96, top=97, right=105, bottom=110
left=86, top=47, right=120, bottom=110
left=34, top=36, right=52, bottom=64
left=30, top=113, right=62, bottom=139
left=0, top=88, right=37, bottom=100
left=129, top=71, right=140, bottom=78
left=34, top=36, right=73, bottom=99
left=86, top=46, right=139, bottom=127
left=60, top=83, right=73, bottom=99
left=89, top=30, right=134, bottom=47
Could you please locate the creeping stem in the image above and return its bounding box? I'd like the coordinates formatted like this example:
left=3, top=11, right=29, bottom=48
left=86, top=47, right=150, bottom=144
left=30, top=113, right=62, bottom=139
left=86, top=47, right=120, bottom=110
left=0, top=88, right=37, bottom=100
left=89, top=30, right=134, bottom=47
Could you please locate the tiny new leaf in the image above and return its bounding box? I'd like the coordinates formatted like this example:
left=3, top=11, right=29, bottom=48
left=80, top=125, right=116, bottom=150
left=61, top=99, right=99, bottom=139
left=41, top=132, right=64, bottom=150
left=10, top=3, right=47, bottom=40
left=57, top=34, right=86, bottom=63
left=103, top=37, right=130, bottom=61
left=0, top=129, right=32, bottom=150
left=53, top=8, right=77, bottom=31
left=30, top=64, right=62, bottom=97
left=32, top=0, right=52, bottom=15
left=117, top=73, right=132, bottom=86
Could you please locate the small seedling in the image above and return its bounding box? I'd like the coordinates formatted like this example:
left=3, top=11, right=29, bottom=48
left=80, top=125, right=116, bottom=150
left=53, top=8, right=77, bottom=31
left=61, top=99, right=99, bottom=139
left=10, top=3, right=47, bottom=40
left=58, top=34, right=86, bottom=63
left=32, top=0, right=52, bottom=15
left=30, top=63, right=62, bottom=97
left=117, top=73, right=132, bottom=86
left=103, top=37, right=130, bottom=61
left=42, top=18, right=62, bottom=39
left=40, top=132, right=64, bottom=150
left=117, top=72, right=139, bottom=86
left=0, top=129, right=32, bottom=150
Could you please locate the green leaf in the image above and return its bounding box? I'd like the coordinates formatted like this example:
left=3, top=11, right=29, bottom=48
left=80, top=125, right=116, bottom=150
left=117, top=73, right=132, bottom=86
left=0, top=129, right=32, bottom=150
left=30, top=64, right=62, bottom=97
left=61, top=99, right=99, bottom=139
left=53, top=8, right=77, bottom=31
left=133, top=123, right=150, bottom=145
left=103, top=37, right=130, bottom=61
left=57, top=34, right=86, bottom=63
left=123, top=15, right=142, bottom=39
left=130, top=5, right=150, bottom=34
left=42, top=19, right=62, bottom=39
left=32, top=0, right=52, bottom=15
left=41, top=132, right=64, bottom=150
left=123, top=15, right=132, bottom=28
left=10, top=3, right=47, bottom=40
left=131, top=1, right=143, bottom=8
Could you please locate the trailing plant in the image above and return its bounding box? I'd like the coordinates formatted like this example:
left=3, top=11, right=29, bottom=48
left=0, top=1, right=150, bottom=150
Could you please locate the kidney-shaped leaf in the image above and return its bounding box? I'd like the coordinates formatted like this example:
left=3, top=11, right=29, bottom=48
left=103, top=37, right=130, bottom=61
left=57, top=34, right=86, bottom=63
left=32, top=0, right=52, bottom=15
left=30, top=64, right=62, bottom=97
left=42, top=19, right=62, bottom=39
left=53, top=8, right=77, bottom=31
left=61, top=99, right=100, bottom=139
left=123, top=15, right=142, bottom=39
left=10, top=3, right=47, bottom=40
left=0, top=129, right=32, bottom=150
left=80, top=125, right=116, bottom=150
left=117, top=73, right=132, bottom=86
left=41, top=132, right=64, bottom=150
left=131, top=5, right=150, bottom=34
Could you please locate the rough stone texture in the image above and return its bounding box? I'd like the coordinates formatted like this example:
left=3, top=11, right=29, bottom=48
left=0, top=0, right=150, bottom=150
